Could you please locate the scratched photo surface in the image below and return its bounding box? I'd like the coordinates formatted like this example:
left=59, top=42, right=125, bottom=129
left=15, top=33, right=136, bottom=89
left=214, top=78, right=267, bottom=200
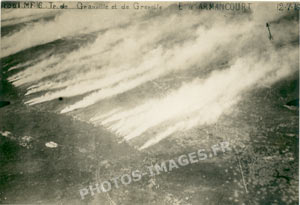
left=0, top=1, right=299, bottom=204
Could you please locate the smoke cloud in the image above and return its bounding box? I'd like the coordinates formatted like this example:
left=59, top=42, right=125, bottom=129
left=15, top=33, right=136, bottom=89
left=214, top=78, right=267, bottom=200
left=2, top=3, right=299, bottom=149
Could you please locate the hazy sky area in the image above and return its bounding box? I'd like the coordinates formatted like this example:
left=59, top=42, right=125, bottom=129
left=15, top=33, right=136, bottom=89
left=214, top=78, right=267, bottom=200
left=1, top=3, right=299, bottom=150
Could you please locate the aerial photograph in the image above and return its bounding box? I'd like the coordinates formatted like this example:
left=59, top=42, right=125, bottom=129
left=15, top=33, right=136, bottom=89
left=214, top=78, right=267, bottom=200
left=0, top=1, right=299, bottom=204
